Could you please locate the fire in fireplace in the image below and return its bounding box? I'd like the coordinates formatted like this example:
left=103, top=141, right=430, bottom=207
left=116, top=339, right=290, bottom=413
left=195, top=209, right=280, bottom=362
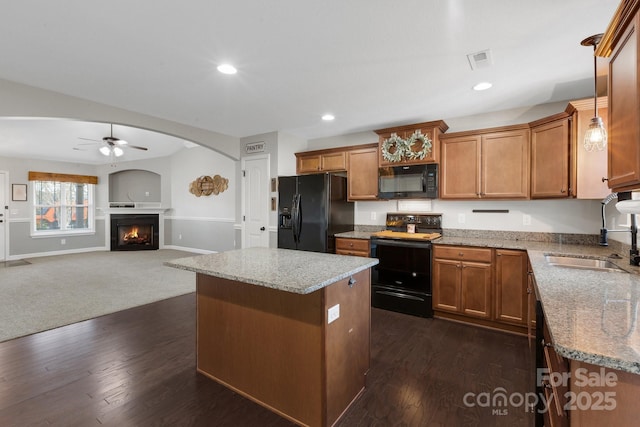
left=110, top=214, right=159, bottom=251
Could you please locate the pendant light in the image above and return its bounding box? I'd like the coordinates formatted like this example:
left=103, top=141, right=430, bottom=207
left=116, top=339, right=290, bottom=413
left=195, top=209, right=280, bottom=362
left=581, top=34, right=607, bottom=152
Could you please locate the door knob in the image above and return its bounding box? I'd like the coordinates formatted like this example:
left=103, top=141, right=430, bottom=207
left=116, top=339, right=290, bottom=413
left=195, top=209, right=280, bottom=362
left=260, top=226, right=265, bottom=231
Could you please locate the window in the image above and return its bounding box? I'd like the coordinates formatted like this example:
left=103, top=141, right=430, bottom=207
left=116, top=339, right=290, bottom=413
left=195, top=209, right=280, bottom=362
left=29, top=171, right=97, bottom=236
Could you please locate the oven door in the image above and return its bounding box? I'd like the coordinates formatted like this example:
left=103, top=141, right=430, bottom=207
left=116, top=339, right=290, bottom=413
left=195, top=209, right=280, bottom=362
left=370, top=237, right=433, bottom=317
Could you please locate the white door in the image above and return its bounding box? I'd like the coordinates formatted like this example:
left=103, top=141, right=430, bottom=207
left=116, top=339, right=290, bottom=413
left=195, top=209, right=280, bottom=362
left=242, top=154, right=270, bottom=248
left=0, top=172, right=7, bottom=261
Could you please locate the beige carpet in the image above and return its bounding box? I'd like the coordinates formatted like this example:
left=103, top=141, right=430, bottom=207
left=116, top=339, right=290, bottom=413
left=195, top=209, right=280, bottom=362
left=0, top=249, right=198, bottom=342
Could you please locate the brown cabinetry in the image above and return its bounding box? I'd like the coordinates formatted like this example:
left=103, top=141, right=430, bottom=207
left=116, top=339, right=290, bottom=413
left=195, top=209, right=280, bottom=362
left=529, top=114, right=571, bottom=199
left=494, top=249, right=528, bottom=326
left=375, top=120, right=449, bottom=166
left=296, top=149, right=346, bottom=174
left=565, top=97, right=610, bottom=199
left=440, top=125, right=530, bottom=199
left=335, top=237, right=370, bottom=257
left=432, top=245, right=492, bottom=319
left=597, top=3, right=640, bottom=192
left=346, top=144, right=378, bottom=200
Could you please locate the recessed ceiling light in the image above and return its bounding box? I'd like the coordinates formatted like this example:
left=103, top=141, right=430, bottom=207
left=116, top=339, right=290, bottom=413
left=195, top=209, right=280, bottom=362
left=217, top=64, right=237, bottom=75
left=473, top=82, right=493, bottom=91
left=322, top=114, right=335, bottom=121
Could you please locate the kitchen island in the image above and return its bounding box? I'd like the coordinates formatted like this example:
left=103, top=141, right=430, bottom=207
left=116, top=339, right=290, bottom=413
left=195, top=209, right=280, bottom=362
left=166, top=247, right=378, bottom=427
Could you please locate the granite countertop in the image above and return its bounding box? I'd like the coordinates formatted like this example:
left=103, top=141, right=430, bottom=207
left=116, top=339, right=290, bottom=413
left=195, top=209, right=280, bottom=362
left=434, top=236, right=640, bottom=374
left=165, top=247, right=379, bottom=295
left=335, top=231, right=378, bottom=240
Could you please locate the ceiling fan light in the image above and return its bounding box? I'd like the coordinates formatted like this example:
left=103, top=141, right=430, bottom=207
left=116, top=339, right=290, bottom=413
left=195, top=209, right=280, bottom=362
left=113, top=147, right=124, bottom=157
left=99, top=146, right=111, bottom=156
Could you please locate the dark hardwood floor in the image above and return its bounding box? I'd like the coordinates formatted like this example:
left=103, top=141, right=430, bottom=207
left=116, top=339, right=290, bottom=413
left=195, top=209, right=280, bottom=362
left=0, top=294, right=534, bottom=426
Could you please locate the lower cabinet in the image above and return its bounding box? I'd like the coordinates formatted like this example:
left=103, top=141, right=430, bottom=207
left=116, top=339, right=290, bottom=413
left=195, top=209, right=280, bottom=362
left=433, top=245, right=529, bottom=333
left=494, top=249, right=528, bottom=326
left=432, top=245, right=492, bottom=320
left=335, top=237, right=370, bottom=257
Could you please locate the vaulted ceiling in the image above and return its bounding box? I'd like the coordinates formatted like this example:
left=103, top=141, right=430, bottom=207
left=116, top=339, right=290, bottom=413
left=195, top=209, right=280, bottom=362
left=0, top=1, right=619, bottom=164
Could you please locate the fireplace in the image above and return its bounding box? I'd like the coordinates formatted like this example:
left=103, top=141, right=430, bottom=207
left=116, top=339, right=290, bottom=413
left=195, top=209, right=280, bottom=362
left=110, top=214, right=159, bottom=251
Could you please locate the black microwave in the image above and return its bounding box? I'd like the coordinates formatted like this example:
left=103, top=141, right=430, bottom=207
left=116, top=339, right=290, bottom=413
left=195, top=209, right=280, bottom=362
left=378, top=163, right=438, bottom=199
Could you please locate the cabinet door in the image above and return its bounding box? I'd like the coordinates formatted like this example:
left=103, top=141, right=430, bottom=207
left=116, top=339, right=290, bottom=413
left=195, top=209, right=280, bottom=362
left=460, top=261, right=492, bottom=319
left=481, top=129, right=530, bottom=198
left=321, top=152, right=346, bottom=172
left=297, top=154, right=321, bottom=174
left=494, top=249, right=528, bottom=326
left=432, top=258, right=461, bottom=313
left=531, top=118, right=570, bottom=198
left=608, top=12, right=640, bottom=192
left=440, top=135, right=481, bottom=199
left=347, top=146, right=379, bottom=200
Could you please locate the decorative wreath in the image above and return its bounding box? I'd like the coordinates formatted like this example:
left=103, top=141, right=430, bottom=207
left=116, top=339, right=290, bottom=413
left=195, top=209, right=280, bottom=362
left=189, top=174, right=229, bottom=197
left=381, top=133, right=408, bottom=162
left=406, top=130, right=432, bottom=160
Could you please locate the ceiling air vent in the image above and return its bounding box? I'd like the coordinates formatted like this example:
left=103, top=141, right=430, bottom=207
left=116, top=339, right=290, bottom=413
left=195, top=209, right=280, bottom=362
left=467, top=49, right=493, bottom=71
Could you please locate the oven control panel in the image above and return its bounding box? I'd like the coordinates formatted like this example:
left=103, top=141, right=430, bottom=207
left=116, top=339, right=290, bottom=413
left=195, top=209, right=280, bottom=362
left=385, top=212, right=442, bottom=233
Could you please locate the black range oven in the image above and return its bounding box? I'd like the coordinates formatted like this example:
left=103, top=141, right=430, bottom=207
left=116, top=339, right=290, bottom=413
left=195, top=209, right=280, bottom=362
left=370, top=213, right=442, bottom=318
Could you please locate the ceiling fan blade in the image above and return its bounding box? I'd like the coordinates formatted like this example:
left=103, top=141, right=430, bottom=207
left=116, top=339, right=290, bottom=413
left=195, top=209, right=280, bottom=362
left=128, top=145, right=148, bottom=151
left=76, top=141, right=100, bottom=146
left=78, top=137, right=102, bottom=142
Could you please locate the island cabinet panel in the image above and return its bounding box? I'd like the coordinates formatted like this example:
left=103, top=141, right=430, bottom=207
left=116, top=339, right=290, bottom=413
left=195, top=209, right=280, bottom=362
left=195, top=269, right=370, bottom=427
left=530, top=115, right=570, bottom=198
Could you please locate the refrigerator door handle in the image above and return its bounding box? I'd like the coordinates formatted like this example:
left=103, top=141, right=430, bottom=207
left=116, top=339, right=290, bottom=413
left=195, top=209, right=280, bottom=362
left=292, top=194, right=300, bottom=244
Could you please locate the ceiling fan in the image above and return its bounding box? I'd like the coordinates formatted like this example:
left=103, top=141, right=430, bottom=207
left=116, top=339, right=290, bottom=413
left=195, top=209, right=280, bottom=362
left=76, top=124, right=149, bottom=157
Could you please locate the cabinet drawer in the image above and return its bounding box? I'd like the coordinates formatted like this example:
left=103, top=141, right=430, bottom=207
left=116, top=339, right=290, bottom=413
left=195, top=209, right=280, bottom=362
left=336, top=238, right=370, bottom=255
left=433, top=245, right=492, bottom=263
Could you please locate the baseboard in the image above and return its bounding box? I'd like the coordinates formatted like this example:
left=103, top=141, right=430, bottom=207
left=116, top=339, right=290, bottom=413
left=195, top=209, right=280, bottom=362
left=7, top=246, right=107, bottom=261
left=162, top=244, right=217, bottom=254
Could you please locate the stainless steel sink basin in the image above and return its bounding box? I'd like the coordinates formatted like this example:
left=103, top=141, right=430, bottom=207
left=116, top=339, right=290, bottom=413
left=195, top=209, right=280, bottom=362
left=545, top=255, right=627, bottom=273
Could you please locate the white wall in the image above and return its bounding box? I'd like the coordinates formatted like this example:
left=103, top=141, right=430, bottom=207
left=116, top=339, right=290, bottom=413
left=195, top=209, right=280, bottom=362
left=355, top=199, right=602, bottom=234
left=169, top=146, right=236, bottom=220
left=277, top=131, right=307, bottom=176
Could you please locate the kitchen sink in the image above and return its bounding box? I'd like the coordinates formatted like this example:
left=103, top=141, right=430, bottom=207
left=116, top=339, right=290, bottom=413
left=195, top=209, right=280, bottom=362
left=545, top=255, right=627, bottom=273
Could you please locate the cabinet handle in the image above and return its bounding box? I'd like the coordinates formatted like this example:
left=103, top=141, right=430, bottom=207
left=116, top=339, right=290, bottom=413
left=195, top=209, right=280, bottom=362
left=560, top=188, right=566, bottom=193
left=458, top=252, right=464, bottom=257
left=348, top=276, right=357, bottom=287
left=602, top=177, right=609, bottom=183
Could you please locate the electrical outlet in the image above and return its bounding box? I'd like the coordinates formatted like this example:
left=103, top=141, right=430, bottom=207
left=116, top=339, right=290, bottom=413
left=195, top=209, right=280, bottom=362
left=145, top=191, right=150, bottom=197
left=328, top=304, right=340, bottom=324
left=370, top=212, right=377, bottom=221
left=458, top=213, right=466, bottom=224
left=523, top=214, right=531, bottom=226
left=178, top=234, right=182, bottom=240
left=61, top=238, right=66, bottom=245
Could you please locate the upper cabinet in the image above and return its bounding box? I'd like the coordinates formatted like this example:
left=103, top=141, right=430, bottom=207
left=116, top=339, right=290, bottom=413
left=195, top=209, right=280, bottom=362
left=565, top=97, right=610, bottom=199
left=346, top=144, right=379, bottom=201
left=296, top=148, right=346, bottom=174
left=529, top=113, right=571, bottom=199
left=440, top=125, right=530, bottom=199
left=596, top=0, right=640, bottom=192
left=374, top=120, right=449, bottom=166
left=295, top=143, right=380, bottom=200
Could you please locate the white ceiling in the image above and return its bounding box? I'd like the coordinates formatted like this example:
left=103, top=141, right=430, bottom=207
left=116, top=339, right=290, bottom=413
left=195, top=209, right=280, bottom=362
left=0, top=0, right=620, bottom=164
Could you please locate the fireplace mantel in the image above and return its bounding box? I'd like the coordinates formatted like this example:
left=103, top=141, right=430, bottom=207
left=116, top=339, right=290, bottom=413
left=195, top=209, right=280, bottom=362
left=101, top=207, right=171, bottom=215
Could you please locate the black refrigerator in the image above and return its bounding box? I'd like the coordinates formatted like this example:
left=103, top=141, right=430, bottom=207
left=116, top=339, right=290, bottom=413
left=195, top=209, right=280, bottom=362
left=278, top=174, right=354, bottom=253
